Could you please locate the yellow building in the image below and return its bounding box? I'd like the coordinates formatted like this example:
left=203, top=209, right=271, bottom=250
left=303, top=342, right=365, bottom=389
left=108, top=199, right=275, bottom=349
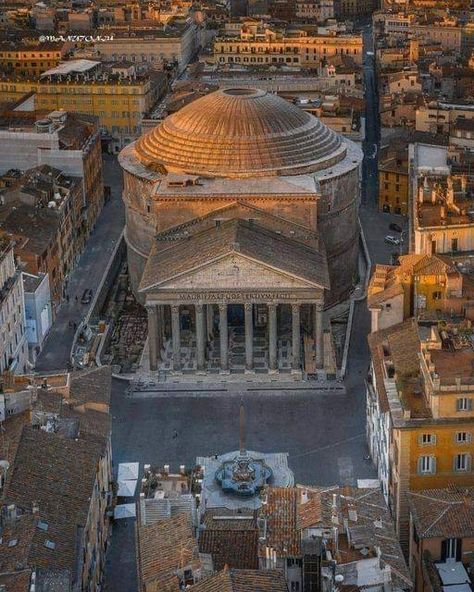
left=213, top=24, right=363, bottom=68
left=379, top=154, right=409, bottom=215
left=0, top=60, right=167, bottom=151
left=0, top=41, right=67, bottom=77
left=367, top=319, right=474, bottom=550
left=367, top=253, right=474, bottom=332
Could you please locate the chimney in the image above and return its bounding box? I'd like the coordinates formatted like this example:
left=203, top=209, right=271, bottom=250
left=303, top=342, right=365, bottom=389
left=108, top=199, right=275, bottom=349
left=163, top=464, right=169, bottom=475
left=32, top=501, right=39, bottom=516
left=139, top=493, right=146, bottom=525
left=179, top=464, right=186, bottom=475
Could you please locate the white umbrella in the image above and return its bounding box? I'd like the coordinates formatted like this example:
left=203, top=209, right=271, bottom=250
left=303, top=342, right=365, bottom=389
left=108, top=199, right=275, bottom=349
left=117, top=479, right=137, bottom=497
left=118, top=462, right=139, bottom=481
left=114, top=503, right=136, bottom=519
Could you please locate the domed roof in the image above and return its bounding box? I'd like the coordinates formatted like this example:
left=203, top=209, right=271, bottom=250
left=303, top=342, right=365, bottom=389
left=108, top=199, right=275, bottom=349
left=135, top=88, right=345, bottom=178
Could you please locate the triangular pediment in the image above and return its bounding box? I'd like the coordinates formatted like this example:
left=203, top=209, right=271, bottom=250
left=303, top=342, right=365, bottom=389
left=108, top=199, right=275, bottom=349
left=141, top=253, right=324, bottom=292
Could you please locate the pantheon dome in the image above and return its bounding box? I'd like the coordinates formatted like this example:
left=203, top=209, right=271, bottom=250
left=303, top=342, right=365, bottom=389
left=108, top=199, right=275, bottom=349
left=119, top=88, right=363, bottom=376
left=134, top=88, right=345, bottom=178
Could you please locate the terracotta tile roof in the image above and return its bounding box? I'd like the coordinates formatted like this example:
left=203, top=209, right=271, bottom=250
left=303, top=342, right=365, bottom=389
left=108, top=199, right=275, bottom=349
left=0, top=411, right=30, bottom=466
left=139, top=219, right=329, bottom=292
left=408, top=487, right=474, bottom=538
left=368, top=281, right=404, bottom=308
left=0, top=512, right=36, bottom=574
left=3, top=425, right=107, bottom=578
left=367, top=319, right=421, bottom=415
left=259, top=487, right=300, bottom=558
left=136, top=513, right=201, bottom=592
left=199, top=509, right=258, bottom=571
left=0, top=571, right=32, bottom=592
left=68, top=366, right=112, bottom=407
left=189, top=568, right=289, bottom=592
left=297, top=494, right=322, bottom=529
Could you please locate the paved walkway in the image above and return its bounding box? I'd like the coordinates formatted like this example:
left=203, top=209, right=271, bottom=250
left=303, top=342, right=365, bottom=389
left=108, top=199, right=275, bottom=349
left=35, top=155, right=125, bottom=372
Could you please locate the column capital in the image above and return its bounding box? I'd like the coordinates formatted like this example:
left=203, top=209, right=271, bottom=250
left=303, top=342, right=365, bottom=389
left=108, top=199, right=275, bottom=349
left=195, top=303, right=204, bottom=313
left=244, top=302, right=253, bottom=312
left=292, top=303, right=300, bottom=313
left=171, top=304, right=180, bottom=314
left=316, top=301, right=324, bottom=312
left=218, top=303, right=227, bottom=313
left=268, top=302, right=277, bottom=311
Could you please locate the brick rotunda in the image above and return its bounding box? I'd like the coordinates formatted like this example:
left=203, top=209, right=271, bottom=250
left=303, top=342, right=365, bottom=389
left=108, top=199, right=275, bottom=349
left=119, top=88, right=363, bottom=375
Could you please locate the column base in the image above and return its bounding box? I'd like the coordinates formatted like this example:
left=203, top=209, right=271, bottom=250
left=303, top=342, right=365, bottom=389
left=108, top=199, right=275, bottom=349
left=245, top=369, right=255, bottom=375
left=196, top=370, right=207, bottom=375
left=268, top=368, right=279, bottom=375
left=219, top=369, right=230, bottom=375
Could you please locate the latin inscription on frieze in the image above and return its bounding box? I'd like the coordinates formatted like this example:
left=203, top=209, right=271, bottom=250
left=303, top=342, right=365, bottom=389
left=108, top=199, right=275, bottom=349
left=176, top=292, right=294, bottom=301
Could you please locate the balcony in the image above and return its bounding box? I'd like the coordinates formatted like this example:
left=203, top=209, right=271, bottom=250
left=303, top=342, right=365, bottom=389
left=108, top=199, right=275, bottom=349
left=0, top=272, right=19, bottom=307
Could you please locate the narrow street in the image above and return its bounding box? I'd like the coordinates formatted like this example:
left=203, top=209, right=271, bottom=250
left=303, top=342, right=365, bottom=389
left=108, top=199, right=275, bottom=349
left=35, top=155, right=125, bottom=372
left=362, top=24, right=380, bottom=209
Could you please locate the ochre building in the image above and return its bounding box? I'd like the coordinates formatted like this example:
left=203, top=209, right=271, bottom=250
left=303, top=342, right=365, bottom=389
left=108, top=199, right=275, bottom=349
left=119, top=88, right=362, bottom=375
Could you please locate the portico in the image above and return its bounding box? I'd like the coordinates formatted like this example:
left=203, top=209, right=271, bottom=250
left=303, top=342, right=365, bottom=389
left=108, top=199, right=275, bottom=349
left=139, top=217, right=329, bottom=377
left=145, top=293, right=325, bottom=374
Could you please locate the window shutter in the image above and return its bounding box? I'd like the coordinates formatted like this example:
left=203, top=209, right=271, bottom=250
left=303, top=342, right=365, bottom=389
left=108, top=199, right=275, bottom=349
left=418, top=434, right=423, bottom=446
left=441, top=539, right=447, bottom=561
left=468, top=433, right=473, bottom=444
left=457, top=399, right=462, bottom=411
left=453, top=455, right=458, bottom=472
left=469, top=399, right=473, bottom=411
left=432, top=434, right=437, bottom=445
left=431, top=456, right=437, bottom=474
left=467, top=454, right=472, bottom=472
left=417, top=457, right=422, bottom=475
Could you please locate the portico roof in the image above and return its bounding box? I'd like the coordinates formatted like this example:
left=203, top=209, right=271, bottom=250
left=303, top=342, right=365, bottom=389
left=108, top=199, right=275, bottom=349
left=139, top=219, right=329, bottom=293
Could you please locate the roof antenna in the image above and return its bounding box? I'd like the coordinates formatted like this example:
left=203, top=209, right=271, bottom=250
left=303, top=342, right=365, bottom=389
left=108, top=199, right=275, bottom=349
left=239, top=398, right=246, bottom=455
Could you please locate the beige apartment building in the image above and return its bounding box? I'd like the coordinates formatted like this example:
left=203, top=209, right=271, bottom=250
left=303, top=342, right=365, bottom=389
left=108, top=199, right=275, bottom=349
left=95, top=21, right=199, bottom=73
left=213, top=25, right=363, bottom=68
left=0, top=237, right=28, bottom=374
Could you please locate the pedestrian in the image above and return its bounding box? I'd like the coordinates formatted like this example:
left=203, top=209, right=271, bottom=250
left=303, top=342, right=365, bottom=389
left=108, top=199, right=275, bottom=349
left=73, top=321, right=77, bottom=331
left=172, top=430, right=178, bottom=439
left=75, top=295, right=78, bottom=303
left=66, top=294, right=70, bottom=303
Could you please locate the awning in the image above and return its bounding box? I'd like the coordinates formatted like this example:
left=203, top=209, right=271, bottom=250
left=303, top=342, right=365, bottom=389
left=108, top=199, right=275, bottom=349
left=117, top=480, right=137, bottom=497
left=114, top=503, right=136, bottom=519
left=118, top=462, right=139, bottom=481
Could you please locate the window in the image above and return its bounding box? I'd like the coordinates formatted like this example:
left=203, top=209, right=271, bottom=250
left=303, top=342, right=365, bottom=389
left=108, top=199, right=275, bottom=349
left=454, top=453, right=471, bottom=472
left=457, top=398, right=472, bottom=412
left=442, top=538, right=461, bottom=562
left=419, top=433, right=436, bottom=446
left=455, top=432, right=471, bottom=444
left=418, top=455, right=436, bottom=474
left=451, top=238, right=458, bottom=252
left=432, top=291, right=442, bottom=300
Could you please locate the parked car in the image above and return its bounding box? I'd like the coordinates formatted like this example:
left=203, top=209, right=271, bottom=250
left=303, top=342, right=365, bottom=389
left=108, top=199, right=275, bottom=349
left=81, top=288, right=93, bottom=304
left=389, top=223, right=403, bottom=233
left=384, top=235, right=400, bottom=246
